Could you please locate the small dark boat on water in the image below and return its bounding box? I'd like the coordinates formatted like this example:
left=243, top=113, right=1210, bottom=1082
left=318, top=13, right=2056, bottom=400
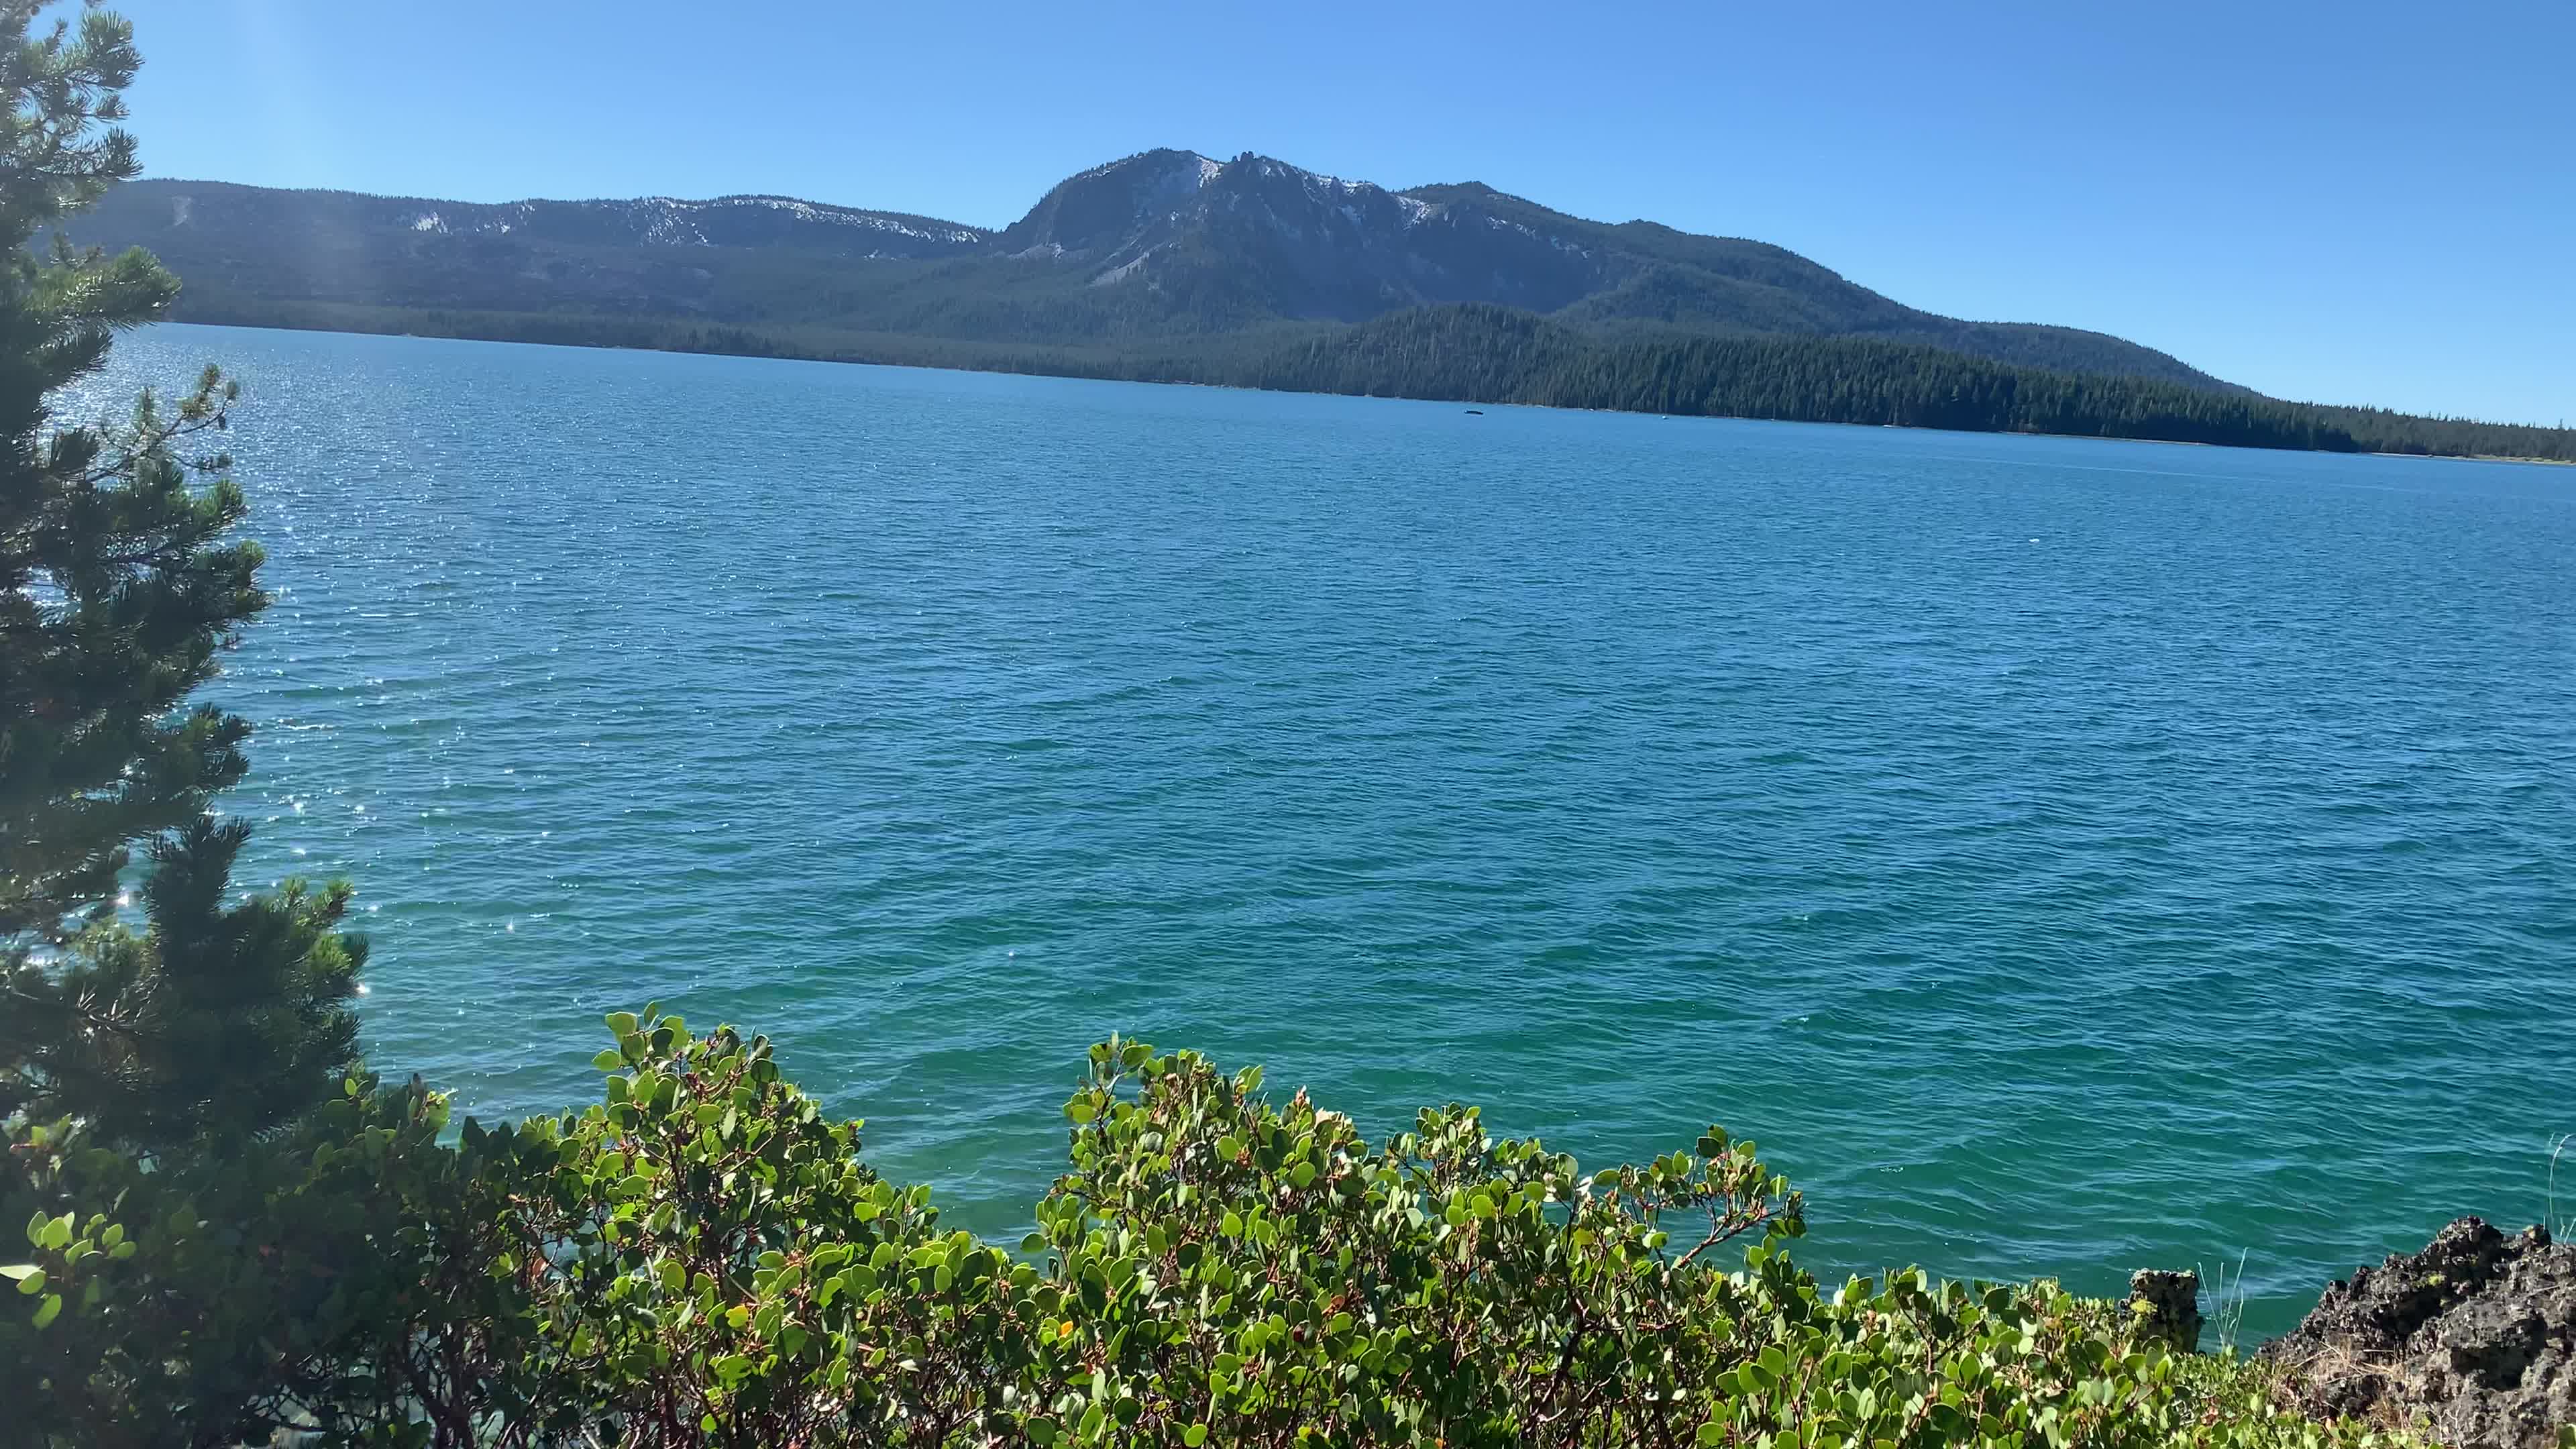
left=1464, top=409, right=1484, bottom=415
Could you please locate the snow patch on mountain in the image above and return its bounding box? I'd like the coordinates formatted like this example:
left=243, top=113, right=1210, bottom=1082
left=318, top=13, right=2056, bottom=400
left=705, top=195, right=985, bottom=244
left=1092, top=246, right=1161, bottom=286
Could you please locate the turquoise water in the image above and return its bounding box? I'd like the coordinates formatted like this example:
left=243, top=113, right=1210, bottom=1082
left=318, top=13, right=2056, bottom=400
left=90, top=324, right=2576, bottom=1338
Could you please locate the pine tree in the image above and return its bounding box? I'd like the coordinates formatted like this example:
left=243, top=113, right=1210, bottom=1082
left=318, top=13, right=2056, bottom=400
left=0, top=0, right=360, bottom=1147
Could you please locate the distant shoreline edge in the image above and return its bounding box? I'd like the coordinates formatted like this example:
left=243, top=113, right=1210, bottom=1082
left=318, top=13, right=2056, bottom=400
left=153, top=307, right=2576, bottom=468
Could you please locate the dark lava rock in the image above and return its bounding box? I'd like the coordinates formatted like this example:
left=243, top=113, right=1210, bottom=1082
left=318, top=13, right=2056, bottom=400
left=2264, top=1218, right=2575, bottom=1448
left=2129, top=1269, right=2205, bottom=1352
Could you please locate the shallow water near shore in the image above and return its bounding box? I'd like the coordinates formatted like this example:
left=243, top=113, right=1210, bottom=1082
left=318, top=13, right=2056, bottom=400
left=86, top=324, right=2576, bottom=1338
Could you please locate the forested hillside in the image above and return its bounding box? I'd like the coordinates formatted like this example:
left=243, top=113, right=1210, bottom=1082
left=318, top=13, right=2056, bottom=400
left=1228, top=307, right=2575, bottom=458
left=82, top=150, right=2228, bottom=383
left=150, top=291, right=2576, bottom=462
left=68, top=150, right=2572, bottom=461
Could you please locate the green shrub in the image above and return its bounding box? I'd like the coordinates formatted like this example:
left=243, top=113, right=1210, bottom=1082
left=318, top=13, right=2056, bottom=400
left=8, top=1008, right=2445, bottom=1447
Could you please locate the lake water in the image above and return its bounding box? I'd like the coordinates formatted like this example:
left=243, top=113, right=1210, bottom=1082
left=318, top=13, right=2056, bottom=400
left=85, top=324, right=2576, bottom=1338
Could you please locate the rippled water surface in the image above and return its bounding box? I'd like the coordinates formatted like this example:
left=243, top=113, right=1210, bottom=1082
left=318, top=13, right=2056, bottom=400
left=90, top=325, right=2576, bottom=1336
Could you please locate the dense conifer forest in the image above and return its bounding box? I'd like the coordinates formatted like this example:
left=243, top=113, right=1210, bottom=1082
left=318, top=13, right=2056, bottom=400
left=166, top=292, right=2576, bottom=462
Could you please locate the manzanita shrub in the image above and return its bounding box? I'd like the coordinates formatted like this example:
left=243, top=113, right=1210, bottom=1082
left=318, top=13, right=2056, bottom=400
left=5, top=1012, right=2416, bottom=1448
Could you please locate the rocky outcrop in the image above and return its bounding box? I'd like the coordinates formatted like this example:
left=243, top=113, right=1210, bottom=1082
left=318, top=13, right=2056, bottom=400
left=2128, top=1269, right=2205, bottom=1352
left=2265, top=1218, right=2575, bottom=1449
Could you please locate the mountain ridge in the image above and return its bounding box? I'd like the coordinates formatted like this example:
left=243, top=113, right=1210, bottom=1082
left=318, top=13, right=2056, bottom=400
left=86, top=147, right=2235, bottom=392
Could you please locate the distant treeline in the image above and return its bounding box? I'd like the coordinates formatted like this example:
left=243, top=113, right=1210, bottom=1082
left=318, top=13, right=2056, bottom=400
left=1233, top=307, right=2576, bottom=459
left=170, top=294, right=2576, bottom=463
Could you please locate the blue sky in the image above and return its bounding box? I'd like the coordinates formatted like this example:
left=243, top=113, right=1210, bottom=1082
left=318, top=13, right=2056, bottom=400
left=111, top=0, right=2573, bottom=425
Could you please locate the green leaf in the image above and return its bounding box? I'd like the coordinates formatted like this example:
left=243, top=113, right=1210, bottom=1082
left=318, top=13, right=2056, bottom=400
left=1065, top=1099, right=1097, bottom=1124
left=31, top=1293, right=60, bottom=1329
left=1183, top=1426, right=1207, bottom=1447
left=0, top=1265, right=37, bottom=1281
left=1025, top=1419, right=1059, bottom=1447
left=605, top=1011, right=639, bottom=1036
left=591, top=1050, right=624, bottom=1071
left=39, top=1215, right=71, bottom=1250
left=13, top=1269, right=42, bottom=1296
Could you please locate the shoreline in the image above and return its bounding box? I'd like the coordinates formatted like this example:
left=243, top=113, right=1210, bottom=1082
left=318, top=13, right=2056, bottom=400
left=156, top=309, right=2576, bottom=469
